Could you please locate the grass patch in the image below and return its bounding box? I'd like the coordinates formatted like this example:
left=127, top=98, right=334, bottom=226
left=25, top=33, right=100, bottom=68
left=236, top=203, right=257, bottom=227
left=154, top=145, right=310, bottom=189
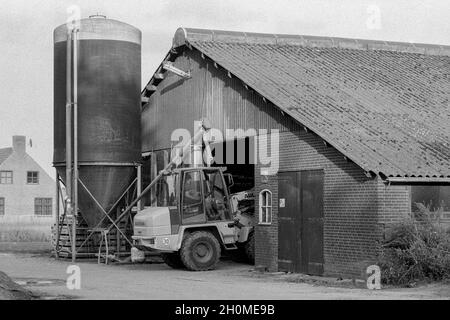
left=0, top=219, right=52, bottom=242
left=0, top=229, right=51, bottom=242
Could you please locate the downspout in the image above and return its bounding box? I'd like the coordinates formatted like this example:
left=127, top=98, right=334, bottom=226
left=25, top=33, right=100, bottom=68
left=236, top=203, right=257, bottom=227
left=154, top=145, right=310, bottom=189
left=65, top=29, right=73, bottom=249
left=72, top=27, right=79, bottom=262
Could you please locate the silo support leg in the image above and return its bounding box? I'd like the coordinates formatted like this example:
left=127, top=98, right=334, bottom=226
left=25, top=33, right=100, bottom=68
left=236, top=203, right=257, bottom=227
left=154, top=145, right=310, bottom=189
left=77, top=178, right=134, bottom=248
left=75, top=177, right=137, bottom=253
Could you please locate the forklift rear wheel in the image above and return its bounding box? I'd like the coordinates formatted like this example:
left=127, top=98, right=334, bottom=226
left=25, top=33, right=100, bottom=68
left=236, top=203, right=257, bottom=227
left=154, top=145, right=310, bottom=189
left=161, top=252, right=185, bottom=269
left=180, top=231, right=220, bottom=271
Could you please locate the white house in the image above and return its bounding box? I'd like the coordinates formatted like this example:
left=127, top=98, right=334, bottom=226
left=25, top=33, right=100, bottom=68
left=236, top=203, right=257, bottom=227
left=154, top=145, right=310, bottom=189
left=0, top=136, right=55, bottom=241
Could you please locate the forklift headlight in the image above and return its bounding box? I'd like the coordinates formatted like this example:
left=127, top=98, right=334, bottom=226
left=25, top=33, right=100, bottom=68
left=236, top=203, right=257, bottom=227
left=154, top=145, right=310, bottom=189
left=162, top=237, right=170, bottom=246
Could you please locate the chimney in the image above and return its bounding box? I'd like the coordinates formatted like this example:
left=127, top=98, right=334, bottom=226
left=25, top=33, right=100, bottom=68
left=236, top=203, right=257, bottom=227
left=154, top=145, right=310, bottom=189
left=12, top=135, right=26, bottom=154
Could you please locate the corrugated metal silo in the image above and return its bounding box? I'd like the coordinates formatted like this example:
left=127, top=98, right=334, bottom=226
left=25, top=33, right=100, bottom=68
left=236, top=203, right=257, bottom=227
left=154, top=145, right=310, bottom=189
left=53, top=16, right=141, bottom=228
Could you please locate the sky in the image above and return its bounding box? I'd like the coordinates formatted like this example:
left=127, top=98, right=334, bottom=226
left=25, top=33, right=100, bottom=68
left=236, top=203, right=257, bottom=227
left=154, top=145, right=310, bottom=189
left=1, top=0, right=450, bottom=176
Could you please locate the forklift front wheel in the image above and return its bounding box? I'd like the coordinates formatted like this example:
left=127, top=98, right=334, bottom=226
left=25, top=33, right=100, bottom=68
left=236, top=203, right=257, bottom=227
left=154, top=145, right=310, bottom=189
left=180, top=231, right=221, bottom=271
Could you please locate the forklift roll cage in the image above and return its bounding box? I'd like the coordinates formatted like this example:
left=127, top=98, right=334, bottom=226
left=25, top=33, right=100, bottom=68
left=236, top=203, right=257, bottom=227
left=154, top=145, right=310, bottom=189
left=159, top=166, right=235, bottom=226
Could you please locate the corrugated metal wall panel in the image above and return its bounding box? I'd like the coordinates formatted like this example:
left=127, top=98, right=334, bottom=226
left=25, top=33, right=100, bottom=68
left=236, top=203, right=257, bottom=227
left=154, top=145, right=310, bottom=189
left=141, top=49, right=293, bottom=152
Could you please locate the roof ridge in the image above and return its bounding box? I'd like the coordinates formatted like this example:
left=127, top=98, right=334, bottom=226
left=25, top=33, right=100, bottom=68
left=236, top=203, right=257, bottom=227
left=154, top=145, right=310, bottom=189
left=173, top=27, right=450, bottom=57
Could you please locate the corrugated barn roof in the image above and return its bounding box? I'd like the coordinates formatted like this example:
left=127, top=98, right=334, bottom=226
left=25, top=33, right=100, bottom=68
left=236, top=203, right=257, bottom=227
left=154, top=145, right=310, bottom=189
left=144, top=28, right=450, bottom=181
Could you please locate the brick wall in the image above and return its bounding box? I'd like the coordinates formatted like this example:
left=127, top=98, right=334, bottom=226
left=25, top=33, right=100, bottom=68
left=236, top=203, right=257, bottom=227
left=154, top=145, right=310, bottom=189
left=141, top=48, right=414, bottom=277
left=254, top=129, right=398, bottom=277
left=377, top=182, right=411, bottom=224
left=254, top=165, right=279, bottom=272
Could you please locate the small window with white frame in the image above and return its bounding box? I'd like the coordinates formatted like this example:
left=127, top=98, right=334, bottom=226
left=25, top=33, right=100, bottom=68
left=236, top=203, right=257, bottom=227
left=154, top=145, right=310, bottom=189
left=0, top=171, right=13, bottom=184
left=259, top=189, right=272, bottom=224
left=35, top=198, right=52, bottom=216
left=27, top=171, right=39, bottom=184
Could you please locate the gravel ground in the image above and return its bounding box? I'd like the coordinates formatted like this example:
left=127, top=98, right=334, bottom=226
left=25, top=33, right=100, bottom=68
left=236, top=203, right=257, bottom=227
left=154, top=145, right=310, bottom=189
left=0, top=252, right=448, bottom=300
left=0, top=270, right=34, bottom=300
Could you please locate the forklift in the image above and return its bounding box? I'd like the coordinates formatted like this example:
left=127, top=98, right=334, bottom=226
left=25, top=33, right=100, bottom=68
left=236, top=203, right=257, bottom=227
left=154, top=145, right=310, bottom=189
left=132, top=120, right=254, bottom=270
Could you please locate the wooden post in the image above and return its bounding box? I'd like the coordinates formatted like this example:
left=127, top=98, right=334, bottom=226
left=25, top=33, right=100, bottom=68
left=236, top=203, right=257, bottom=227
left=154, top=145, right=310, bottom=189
left=137, top=165, right=142, bottom=212
left=116, top=207, right=120, bottom=256
left=150, top=153, right=157, bottom=206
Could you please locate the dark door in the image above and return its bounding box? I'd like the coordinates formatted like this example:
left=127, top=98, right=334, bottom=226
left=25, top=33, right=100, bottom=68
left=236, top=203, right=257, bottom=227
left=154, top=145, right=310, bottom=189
left=278, top=170, right=324, bottom=275
left=278, top=172, right=300, bottom=272
left=300, top=170, right=324, bottom=275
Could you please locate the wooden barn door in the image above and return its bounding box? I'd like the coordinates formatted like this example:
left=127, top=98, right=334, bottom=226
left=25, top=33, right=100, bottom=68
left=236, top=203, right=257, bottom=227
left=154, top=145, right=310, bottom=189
left=300, top=170, right=324, bottom=275
left=278, top=170, right=324, bottom=275
left=278, top=172, right=300, bottom=272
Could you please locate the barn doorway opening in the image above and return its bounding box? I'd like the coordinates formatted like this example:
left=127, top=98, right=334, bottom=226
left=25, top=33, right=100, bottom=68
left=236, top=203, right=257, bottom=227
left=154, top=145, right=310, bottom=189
left=210, top=136, right=256, bottom=264
left=140, top=136, right=256, bottom=206
left=209, top=136, right=255, bottom=194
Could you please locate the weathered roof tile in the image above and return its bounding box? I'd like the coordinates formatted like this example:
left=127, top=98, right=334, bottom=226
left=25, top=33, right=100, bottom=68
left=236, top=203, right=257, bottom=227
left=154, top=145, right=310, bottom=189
left=147, top=28, right=450, bottom=180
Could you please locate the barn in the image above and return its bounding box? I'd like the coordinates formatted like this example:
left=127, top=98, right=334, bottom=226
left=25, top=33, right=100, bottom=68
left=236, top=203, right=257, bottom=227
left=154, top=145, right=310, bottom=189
left=140, top=28, right=450, bottom=277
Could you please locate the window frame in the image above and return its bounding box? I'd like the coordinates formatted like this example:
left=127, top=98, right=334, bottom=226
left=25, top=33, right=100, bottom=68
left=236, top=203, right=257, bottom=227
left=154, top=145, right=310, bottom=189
left=0, top=171, right=13, bottom=184
left=0, top=197, right=4, bottom=216
left=180, top=170, right=206, bottom=225
left=411, top=185, right=450, bottom=213
left=259, top=189, right=272, bottom=225
left=34, top=198, right=52, bottom=217
left=204, top=170, right=230, bottom=221
left=27, top=171, right=39, bottom=184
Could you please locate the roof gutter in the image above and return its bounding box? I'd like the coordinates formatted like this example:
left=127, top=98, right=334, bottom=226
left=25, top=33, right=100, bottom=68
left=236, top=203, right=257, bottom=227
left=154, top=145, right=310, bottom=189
left=386, top=177, right=450, bottom=184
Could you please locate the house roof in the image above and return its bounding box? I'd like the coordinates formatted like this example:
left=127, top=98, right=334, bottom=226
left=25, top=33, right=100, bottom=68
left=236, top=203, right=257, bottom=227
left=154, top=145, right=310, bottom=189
left=143, top=28, right=450, bottom=182
left=0, top=148, right=13, bottom=166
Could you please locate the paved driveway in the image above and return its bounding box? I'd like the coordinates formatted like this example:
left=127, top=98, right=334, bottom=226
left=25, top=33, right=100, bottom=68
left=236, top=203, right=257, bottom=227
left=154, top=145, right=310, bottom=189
left=0, top=253, right=448, bottom=300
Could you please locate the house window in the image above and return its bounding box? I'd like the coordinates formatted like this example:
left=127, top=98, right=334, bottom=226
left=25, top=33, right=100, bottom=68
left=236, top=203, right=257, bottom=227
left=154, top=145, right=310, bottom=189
left=27, top=171, right=39, bottom=184
left=35, top=198, right=52, bottom=216
left=0, top=198, right=4, bottom=216
left=0, top=171, right=13, bottom=184
left=259, top=189, right=272, bottom=224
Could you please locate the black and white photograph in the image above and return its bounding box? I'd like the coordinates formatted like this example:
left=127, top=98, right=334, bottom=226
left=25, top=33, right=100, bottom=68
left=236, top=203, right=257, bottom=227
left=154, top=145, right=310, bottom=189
left=0, top=0, right=449, bottom=309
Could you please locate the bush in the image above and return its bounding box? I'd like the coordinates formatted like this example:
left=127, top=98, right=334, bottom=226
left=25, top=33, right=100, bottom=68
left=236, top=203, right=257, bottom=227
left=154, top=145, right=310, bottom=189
left=378, top=203, right=450, bottom=286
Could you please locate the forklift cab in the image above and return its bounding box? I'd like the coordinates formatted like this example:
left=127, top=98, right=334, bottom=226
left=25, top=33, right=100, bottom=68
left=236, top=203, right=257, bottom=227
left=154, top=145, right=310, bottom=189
left=177, top=167, right=232, bottom=225
left=154, top=167, right=233, bottom=225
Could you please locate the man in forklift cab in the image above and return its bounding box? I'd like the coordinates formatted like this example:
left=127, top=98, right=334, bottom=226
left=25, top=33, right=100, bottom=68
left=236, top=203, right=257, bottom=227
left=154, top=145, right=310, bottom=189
left=183, top=170, right=226, bottom=222
left=183, top=172, right=202, bottom=204
left=204, top=171, right=227, bottom=221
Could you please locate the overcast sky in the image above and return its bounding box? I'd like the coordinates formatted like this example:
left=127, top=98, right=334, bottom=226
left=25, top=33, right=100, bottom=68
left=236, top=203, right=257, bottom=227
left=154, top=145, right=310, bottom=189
left=1, top=0, right=449, bottom=176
